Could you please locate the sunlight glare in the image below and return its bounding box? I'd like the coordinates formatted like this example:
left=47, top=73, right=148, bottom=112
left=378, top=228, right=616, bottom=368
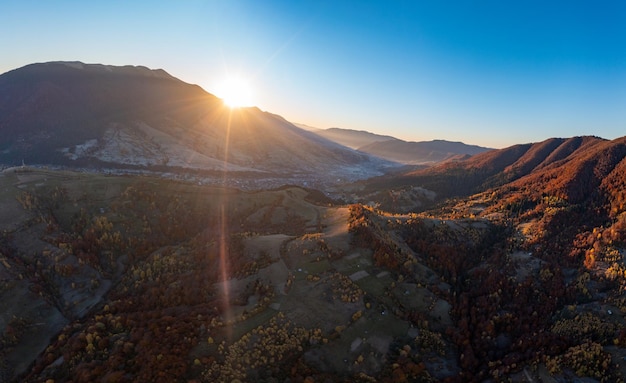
left=215, top=76, right=253, bottom=108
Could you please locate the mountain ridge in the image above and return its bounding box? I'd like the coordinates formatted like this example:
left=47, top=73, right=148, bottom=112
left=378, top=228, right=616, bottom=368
left=349, top=135, right=625, bottom=213
left=409, top=135, right=614, bottom=193
left=0, top=61, right=394, bottom=187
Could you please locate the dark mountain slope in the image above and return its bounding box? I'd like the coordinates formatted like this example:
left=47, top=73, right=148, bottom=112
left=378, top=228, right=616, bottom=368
left=0, top=62, right=208, bottom=151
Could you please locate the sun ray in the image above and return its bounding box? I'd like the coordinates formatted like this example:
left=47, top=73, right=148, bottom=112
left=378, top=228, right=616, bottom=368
left=216, top=105, right=235, bottom=339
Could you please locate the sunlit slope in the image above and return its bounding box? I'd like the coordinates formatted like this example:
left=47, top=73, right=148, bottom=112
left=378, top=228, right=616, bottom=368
left=347, top=135, right=625, bottom=213
left=406, top=135, right=614, bottom=192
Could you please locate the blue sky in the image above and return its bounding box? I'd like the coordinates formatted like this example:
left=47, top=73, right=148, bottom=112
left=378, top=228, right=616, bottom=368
left=1, top=1, right=624, bottom=148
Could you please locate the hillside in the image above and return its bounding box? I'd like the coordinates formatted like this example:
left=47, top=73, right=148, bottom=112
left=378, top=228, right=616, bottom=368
left=344, top=136, right=622, bottom=213
left=0, top=62, right=393, bottom=187
left=343, top=135, right=626, bottom=381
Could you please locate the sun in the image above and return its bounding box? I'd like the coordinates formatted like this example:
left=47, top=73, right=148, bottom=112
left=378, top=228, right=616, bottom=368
left=215, top=76, right=254, bottom=108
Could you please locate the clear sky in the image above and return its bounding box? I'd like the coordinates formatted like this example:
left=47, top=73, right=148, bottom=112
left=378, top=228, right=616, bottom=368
left=1, top=1, right=625, bottom=148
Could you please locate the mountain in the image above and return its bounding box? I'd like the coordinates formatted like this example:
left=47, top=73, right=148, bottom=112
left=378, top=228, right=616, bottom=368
left=357, top=138, right=491, bottom=164
left=308, top=127, right=491, bottom=164
left=347, top=135, right=625, bottom=213
left=407, top=135, right=620, bottom=197
left=0, top=62, right=393, bottom=186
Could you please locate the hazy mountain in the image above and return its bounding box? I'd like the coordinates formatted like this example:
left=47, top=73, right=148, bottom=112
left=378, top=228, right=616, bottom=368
left=357, top=138, right=491, bottom=164
left=0, top=62, right=393, bottom=184
left=310, top=127, right=396, bottom=149
left=292, top=122, right=322, bottom=132
left=307, top=127, right=490, bottom=164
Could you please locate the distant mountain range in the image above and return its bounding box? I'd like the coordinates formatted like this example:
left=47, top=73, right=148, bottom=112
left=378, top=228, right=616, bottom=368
left=303, top=126, right=491, bottom=164
left=0, top=62, right=393, bottom=186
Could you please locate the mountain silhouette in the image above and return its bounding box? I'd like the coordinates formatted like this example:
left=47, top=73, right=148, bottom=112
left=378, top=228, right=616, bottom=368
left=0, top=62, right=391, bottom=180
